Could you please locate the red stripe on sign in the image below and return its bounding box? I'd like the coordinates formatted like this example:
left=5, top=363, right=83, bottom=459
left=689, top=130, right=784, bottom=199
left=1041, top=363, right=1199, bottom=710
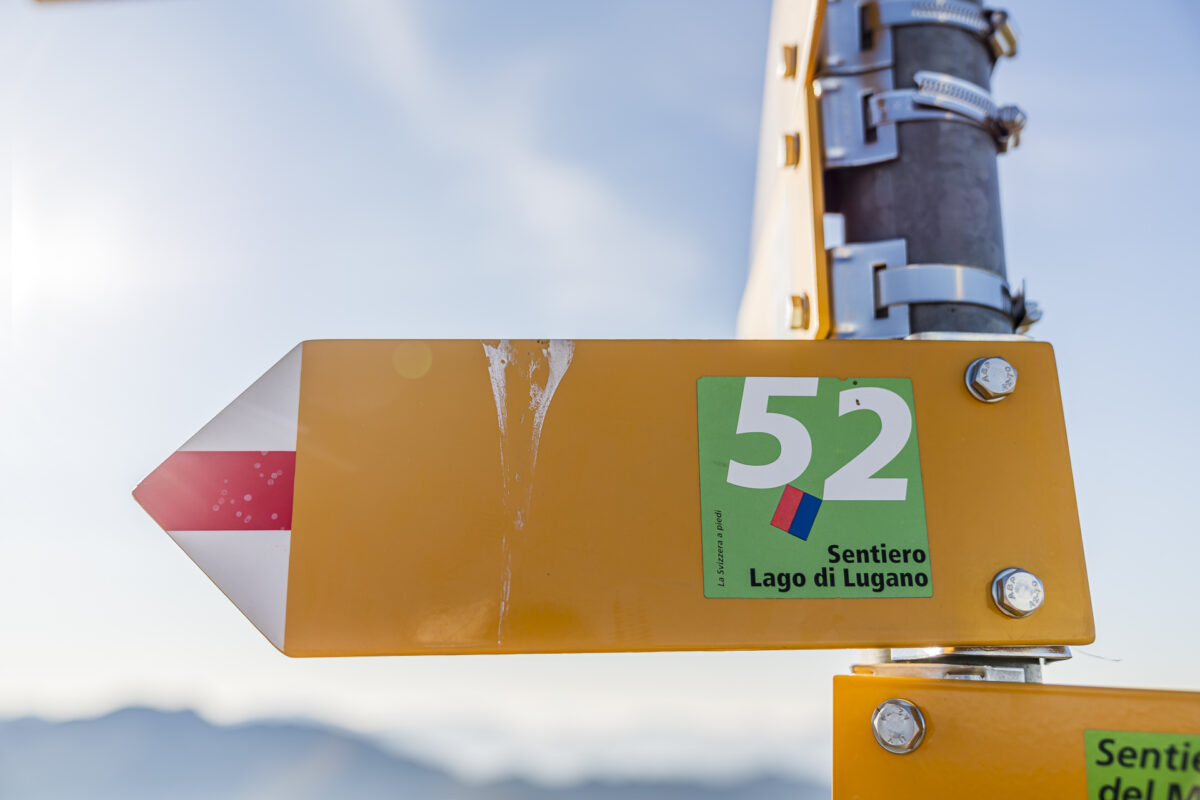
left=770, top=485, right=804, bottom=531
left=134, top=451, right=295, bottom=531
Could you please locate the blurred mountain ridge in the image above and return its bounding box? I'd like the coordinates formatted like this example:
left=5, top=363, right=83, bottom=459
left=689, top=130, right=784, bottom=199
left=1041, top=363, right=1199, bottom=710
left=0, top=707, right=828, bottom=799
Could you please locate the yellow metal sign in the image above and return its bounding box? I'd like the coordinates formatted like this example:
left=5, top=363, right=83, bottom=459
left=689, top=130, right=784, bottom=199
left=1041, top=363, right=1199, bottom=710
left=135, top=339, right=1091, bottom=656
left=738, top=0, right=831, bottom=339
left=834, top=676, right=1200, bottom=799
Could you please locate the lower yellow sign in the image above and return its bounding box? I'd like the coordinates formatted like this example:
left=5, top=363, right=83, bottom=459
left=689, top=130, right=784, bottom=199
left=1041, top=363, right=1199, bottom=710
left=834, top=676, right=1200, bottom=799
left=136, top=339, right=1092, bottom=656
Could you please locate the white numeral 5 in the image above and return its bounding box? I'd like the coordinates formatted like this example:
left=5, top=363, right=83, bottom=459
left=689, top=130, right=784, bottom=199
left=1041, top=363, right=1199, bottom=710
left=726, top=378, right=818, bottom=490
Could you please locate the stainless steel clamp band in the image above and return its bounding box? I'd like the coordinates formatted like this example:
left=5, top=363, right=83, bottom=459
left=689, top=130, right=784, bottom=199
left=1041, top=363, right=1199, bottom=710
left=869, top=70, right=1027, bottom=151
left=875, top=264, right=1012, bottom=313
left=828, top=239, right=1034, bottom=338
left=821, top=0, right=1017, bottom=76
left=878, top=2, right=1018, bottom=59
left=877, top=0, right=990, bottom=36
left=820, top=69, right=1027, bottom=166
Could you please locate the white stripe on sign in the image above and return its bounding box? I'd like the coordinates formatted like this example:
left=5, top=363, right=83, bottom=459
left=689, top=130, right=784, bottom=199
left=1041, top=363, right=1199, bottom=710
left=168, top=529, right=291, bottom=651
left=181, top=344, right=302, bottom=453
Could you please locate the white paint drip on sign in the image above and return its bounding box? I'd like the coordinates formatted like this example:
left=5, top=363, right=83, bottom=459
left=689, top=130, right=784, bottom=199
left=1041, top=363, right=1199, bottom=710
left=529, top=339, right=574, bottom=475
left=483, top=340, right=514, bottom=444
left=481, top=339, right=575, bottom=644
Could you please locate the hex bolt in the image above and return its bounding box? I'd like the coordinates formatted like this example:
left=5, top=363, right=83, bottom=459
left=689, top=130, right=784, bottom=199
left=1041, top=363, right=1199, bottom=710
left=871, top=698, right=926, bottom=755
left=965, top=356, right=1018, bottom=403
left=992, top=567, right=1045, bottom=618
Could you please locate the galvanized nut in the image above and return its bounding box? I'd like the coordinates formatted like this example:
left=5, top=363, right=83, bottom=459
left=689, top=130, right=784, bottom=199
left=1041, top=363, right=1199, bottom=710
left=965, top=356, right=1017, bottom=403
left=992, top=567, right=1044, bottom=618
left=871, top=698, right=926, bottom=754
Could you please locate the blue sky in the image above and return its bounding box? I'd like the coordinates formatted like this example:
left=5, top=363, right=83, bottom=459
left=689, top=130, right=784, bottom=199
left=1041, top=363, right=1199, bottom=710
left=3, top=0, right=1199, bottom=788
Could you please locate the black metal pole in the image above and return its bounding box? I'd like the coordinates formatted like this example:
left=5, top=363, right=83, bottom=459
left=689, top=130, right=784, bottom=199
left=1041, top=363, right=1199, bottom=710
left=823, top=1, right=1012, bottom=334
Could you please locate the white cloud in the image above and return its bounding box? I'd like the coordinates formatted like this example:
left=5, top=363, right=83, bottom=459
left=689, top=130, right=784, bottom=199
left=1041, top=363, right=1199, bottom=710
left=315, top=0, right=707, bottom=330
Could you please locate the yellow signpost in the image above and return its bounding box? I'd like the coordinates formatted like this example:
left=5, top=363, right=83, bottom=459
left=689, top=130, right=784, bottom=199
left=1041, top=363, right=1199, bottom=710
left=834, top=675, right=1200, bottom=799
left=738, top=0, right=831, bottom=339
left=135, top=338, right=1092, bottom=656
left=75, top=0, right=1192, bottom=789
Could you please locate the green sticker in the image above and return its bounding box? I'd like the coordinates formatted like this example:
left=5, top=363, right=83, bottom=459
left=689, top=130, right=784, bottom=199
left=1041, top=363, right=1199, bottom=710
left=697, top=377, right=930, bottom=598
left=1086, top=731, right=1200, bottom=799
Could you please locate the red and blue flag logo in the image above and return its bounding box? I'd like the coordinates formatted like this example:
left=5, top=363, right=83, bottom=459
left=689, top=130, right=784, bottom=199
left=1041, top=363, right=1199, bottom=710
left=770, top=485, right=822, bottom=541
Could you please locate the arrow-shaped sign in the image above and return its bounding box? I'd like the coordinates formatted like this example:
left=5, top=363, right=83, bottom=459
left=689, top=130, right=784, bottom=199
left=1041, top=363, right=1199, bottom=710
left=135, top=339, right=1092, bottom=657
left=135, top=345, right=302, bottom=649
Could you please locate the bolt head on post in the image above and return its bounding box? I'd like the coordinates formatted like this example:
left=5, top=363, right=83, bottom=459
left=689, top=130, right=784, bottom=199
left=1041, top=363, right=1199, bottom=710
left=790, top=292, right=811, bottom=330
left=779, top=133, right=802, bottom=168
left=992, top=567, right=1044, bottom=618
left=965, top=356, right=1017, bottom=403
left=778, top=43, right=799, bottom=79
left=871, top=698, right=926, bottom=754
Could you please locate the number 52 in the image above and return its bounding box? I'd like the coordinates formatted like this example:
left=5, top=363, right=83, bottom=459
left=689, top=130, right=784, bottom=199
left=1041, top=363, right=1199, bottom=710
left=726, top=377, right=912, bottom=501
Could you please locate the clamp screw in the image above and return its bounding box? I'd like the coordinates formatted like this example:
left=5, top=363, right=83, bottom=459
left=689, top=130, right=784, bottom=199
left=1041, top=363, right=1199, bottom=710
left=871, top=698, right=926, bottom=754
left=965, top=356, right=1017, bottom=403
left=997, top=104, right=1027, bottom=150
left=992, top=567, right=1044, bottom=618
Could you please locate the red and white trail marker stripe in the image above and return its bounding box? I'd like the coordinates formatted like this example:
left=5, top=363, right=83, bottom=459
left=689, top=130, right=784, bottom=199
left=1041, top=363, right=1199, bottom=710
left=133, top=345, right=301, bottom=651
left=135, top=451, right=296, bottom=531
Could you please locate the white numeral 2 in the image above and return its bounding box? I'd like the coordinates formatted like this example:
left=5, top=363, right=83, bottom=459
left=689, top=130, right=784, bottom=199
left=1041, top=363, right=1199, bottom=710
left=822, top=387, right=910, bottom=501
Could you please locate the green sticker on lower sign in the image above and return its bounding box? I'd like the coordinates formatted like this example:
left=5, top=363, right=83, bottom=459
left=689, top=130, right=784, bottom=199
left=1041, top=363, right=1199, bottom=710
left=697, top=377, right=931, bottom=598
left=1086, top=730, right=1200, bottom=799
